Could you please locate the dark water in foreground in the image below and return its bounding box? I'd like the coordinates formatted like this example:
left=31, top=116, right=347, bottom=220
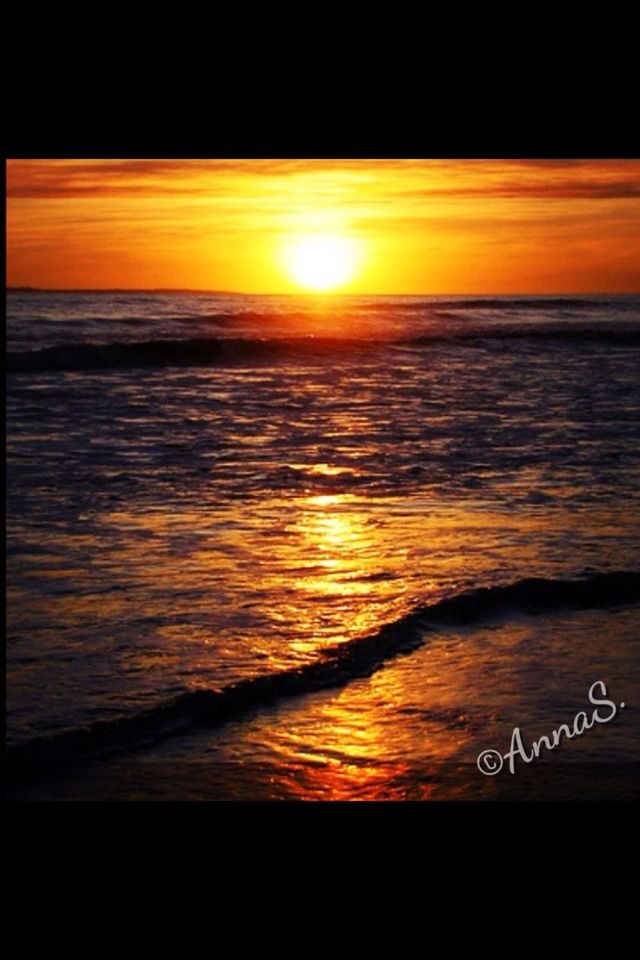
left=6, top=292, right=640, bottom=799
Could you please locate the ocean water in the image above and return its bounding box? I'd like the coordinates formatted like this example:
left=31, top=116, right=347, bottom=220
left=6, top=292, right=640, bottom=799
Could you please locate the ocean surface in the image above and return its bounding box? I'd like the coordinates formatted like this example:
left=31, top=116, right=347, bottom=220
left=6, top=291, right=640, bottom=800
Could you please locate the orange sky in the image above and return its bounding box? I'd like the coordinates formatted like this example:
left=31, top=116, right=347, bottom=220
left=6, top=158, right=640, bottom=293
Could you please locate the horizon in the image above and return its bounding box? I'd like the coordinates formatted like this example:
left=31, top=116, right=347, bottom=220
left=7, top=159, right=640, bottom=293
left=9, top=287, right=640, bottom=297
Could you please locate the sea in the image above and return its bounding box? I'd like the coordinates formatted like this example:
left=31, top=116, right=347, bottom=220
left=6, top=291, right=640, bottom=800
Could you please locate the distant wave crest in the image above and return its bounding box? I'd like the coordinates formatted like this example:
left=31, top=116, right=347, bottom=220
left=400, top=297, right=640, bottom=312
left=8, top=323, right=640, bottom=373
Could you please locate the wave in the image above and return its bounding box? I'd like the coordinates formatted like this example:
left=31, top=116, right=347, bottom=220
left=6, top=570, right=639, bottom=782
left=8, top=324, right=640, bottom=373
left=6, top=337, right=379, bottom=373
left=397, top=297, right=640, bottom=312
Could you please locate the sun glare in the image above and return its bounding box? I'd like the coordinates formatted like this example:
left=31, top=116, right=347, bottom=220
left=285, top=235, right=359, bottom=292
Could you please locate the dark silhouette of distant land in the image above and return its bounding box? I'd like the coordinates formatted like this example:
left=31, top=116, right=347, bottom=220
left=8, top=287, right=242, bottom=295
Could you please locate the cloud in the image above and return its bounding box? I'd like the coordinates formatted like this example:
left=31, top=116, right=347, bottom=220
left=7, top=158, right=640, bottom=202
left=6, top=159, right=307, bottom=198
left=402, top=180, right=640, bottom=200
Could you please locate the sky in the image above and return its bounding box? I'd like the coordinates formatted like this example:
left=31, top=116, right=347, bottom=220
left=6, top=158, right=640, bottom=293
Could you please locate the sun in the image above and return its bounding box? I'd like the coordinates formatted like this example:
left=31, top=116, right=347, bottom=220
left=284, top=235, right=359, bottom=292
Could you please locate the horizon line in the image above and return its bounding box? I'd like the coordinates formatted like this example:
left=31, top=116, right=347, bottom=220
left=8, top=287, right=640, bottom=297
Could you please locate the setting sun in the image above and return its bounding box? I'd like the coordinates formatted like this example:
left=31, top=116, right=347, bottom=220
left=7, top=160, right=640, bottom=293
left=284, top=235, right=360, bottom=291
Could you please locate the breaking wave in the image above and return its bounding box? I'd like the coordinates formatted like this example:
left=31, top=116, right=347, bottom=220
left=7, top=570, right=639, bottom=781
